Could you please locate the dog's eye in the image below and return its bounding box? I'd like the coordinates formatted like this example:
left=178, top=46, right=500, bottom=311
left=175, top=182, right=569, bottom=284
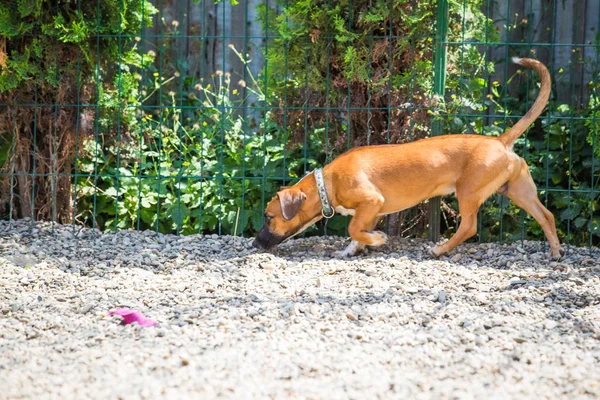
left=264, top=215, right=273, bottom=222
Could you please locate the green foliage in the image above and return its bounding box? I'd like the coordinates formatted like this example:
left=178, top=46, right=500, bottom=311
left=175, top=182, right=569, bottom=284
left=0, top=0, right=160, bottom=222
left=260, top=0, right=497, bottom=109
left=76, top=49, right=326, bottom=235
left=0, top=0, right=157, bottom=93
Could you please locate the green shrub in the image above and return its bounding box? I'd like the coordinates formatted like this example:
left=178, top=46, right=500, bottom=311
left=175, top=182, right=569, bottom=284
left=76, top=47, right=327, bottom=235
left=0, top=0, right=157, bottom=221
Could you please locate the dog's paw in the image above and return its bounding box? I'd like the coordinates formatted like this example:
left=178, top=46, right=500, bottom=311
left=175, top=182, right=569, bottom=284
left=333, top=240, right=363, bottom=258
left=429, top=245, right=445, bottom=258
left=370, top=231, right=388, bottom=246
left=332, top=249, right=351, bottom=258
left=333, top=247, right=357, bottom=258
left=550, top=247, right=565, bottom=261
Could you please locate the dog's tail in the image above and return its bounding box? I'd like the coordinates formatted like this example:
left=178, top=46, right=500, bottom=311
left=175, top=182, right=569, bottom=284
left=498, top=57, right=551, bottom=148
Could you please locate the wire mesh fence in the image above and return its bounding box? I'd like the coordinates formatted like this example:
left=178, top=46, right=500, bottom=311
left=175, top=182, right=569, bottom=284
left=0, top=0, right=598, bottom=249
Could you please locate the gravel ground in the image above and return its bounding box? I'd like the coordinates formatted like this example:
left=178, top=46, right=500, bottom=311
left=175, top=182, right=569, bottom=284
left=1, top=219, right=600, bottom=400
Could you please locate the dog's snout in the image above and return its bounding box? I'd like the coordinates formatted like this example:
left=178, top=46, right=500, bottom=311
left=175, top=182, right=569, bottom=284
left=253, top=227, right=285, bottom=251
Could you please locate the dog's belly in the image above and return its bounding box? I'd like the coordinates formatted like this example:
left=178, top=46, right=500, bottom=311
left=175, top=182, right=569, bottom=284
left=336, top=205, right=416, bottom=217
left=383, top=183, right=456, bottom=212
left=335, top=182, right=457, bottom=217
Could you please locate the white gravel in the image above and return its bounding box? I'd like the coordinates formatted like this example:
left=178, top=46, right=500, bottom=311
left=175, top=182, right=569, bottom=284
left=1, top=219, right=600, bottom=399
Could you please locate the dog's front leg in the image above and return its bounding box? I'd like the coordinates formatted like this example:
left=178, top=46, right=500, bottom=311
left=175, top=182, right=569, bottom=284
left=333, top=199, right=386, bottom=258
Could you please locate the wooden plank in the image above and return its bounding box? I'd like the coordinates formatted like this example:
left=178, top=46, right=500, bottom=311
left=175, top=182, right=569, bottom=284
left=532, top=0, right=553, bottom=67
left=572, top=0, right=588, bottom=107
left=583, top=0, right=599, bottom=103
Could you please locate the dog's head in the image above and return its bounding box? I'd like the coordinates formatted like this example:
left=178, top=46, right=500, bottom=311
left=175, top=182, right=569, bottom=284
left=253, top=175, right=322, bottom=250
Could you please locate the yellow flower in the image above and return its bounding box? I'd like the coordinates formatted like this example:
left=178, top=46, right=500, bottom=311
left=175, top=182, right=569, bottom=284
left=493, top=81, right=499, bottom=86
left=182, top=161, right=190, bottom=166
left=232, top=89, right=238, bottom=94
left=206, top=84, right=211, bottom=90
left=203, top=121, right=208, bottom=127
left=558, top=68, right=564, bottom=73
left=153, top=72, right=159, bottom=77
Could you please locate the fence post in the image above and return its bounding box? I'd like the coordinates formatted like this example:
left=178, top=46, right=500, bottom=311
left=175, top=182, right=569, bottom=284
left=429, top=0, right=449, bottom=243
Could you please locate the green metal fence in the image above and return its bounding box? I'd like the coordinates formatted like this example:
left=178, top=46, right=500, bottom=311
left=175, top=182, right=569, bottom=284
left=0, top=0, right=598, bottom=250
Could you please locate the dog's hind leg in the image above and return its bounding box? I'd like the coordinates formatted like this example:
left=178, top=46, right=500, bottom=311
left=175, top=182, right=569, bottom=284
left=430, top=202, right=479, bottom=257
left=504, top=159, right=563, bottom=260
left=430, top=185, right=488, bottom=257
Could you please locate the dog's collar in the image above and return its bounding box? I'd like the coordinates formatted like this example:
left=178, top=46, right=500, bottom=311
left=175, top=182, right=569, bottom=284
left=314, top=168, right=335, bottom=219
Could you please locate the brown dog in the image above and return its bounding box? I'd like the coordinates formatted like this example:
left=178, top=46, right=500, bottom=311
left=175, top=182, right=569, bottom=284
left=253, top=57, right=563, bottom=260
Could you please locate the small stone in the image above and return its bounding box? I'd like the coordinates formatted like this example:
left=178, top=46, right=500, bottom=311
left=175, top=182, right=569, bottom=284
left=346, top=313, right=357, bottom=321
left=363, top=268, right=376, bottom=276
left=509, top=279, right=527, bottom=286
left=26, top=330, right=41, bottom=340
left=544, top=320, right=558, bottom=330
left=437, top=290, right=447, bottom=303
left=80, top=303, right=95, bottom=314
left=451, top=254, right=463, bottom=262
left=313, top=244, right=327, bottom=255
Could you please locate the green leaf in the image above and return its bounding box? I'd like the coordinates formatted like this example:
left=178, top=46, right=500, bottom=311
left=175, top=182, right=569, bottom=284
left=170, top=204, right=189, bottom=227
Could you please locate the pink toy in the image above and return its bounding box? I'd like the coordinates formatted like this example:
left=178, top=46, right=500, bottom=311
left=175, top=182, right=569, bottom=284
left=108, top=308, right=157, bottom=327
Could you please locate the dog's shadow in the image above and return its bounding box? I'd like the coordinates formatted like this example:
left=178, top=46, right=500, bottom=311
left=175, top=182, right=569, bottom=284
left=238, top=237, right=600, bottom=322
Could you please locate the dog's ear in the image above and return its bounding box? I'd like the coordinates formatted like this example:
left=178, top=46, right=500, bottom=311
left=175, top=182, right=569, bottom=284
left=277, top=189, right=307, bottom=220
